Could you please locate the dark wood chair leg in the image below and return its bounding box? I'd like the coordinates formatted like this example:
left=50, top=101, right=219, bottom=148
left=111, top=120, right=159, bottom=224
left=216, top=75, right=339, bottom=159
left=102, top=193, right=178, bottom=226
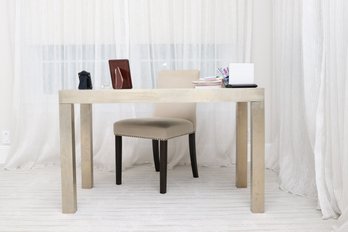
left=160, top=140, right=168, bottom=194
left=152, top=139, right=160, bottom=172
left=115, top=135, right=122, bottom=185
left=189, top=133, right=199, bottom=178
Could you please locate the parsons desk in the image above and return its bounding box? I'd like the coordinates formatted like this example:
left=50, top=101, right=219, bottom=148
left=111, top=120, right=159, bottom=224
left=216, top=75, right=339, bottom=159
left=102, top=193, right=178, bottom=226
left=59, top=88, right=265, bottom=214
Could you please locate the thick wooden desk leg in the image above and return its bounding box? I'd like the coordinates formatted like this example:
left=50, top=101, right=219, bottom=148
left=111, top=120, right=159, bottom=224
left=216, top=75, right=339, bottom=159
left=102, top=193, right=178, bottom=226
left=59, top=104, right=77, bottom=213
left=250, top=101, right=265, bottom=213
left=81, top=104, right=93, bottom=189
left=236, top=102, right=248, bottom=188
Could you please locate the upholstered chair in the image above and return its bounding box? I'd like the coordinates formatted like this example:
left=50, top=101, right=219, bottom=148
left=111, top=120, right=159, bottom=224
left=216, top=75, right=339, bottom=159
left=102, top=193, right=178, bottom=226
left=113, top=70, right=200, bottom=193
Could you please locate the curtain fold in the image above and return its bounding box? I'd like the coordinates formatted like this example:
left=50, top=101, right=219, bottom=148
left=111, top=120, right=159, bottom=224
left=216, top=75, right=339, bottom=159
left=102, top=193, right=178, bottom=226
left=5, top=0, right=253, bottom=171
left=315, top=0, right=348, bottom=225
left=272, top=0, right=348, bottom=228
left=271, top=0, right=317, bottom=197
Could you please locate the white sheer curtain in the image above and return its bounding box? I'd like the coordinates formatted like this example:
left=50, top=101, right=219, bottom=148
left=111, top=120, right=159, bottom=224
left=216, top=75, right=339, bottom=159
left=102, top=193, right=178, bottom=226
left=271, top=0, right=317, bottom=198
left=5, top=0, right=253, bottom=171
left=272, top=0, right=348, bottom=229
left=5, top=0, right=348, bottom=229
left=316, top=1, right=348, bottom=229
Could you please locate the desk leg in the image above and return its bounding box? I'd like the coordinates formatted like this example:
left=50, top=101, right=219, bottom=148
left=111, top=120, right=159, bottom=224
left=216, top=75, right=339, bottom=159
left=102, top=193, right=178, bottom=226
left=81, top=104, right=93, bottom=189
left=236, top=102, right=248, bottom=188
left=250, top=101, right=265, bottom=213
left=59, top=103, right=77, bottom=213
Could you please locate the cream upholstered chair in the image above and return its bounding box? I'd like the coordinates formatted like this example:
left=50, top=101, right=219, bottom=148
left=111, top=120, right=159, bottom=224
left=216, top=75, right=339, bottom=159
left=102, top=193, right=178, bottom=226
left=113, top=70, right=200, bottom=194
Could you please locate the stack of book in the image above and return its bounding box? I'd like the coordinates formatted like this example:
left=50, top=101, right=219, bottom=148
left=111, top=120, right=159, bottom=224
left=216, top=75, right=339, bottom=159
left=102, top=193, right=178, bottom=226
left=192, top=77, right=223, bottom=88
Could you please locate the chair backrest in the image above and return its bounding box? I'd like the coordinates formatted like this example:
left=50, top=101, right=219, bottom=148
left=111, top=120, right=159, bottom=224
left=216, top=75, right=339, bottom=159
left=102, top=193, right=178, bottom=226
left=154, top=70, right=200, bottom=129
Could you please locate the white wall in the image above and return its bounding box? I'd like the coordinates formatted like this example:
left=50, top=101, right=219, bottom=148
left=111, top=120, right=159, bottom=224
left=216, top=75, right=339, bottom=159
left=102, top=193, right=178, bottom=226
left=252, top=0, right=272, bottom=86
left=0, top=1, right=14, bottom=162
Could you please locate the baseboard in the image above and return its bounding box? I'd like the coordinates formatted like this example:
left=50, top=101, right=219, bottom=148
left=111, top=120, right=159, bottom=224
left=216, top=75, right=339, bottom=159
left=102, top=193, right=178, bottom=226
left=0, top=145, right=10, bottom=164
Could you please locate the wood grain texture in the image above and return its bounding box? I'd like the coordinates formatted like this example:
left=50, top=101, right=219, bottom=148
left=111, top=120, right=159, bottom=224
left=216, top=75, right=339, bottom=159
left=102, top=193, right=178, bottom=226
left=80, top=104, right=93, bottom=189
left=236, top=102, right=248, bottom=188
left=59, top=88, right=265, bottom=214
left=59, top=88, right=265, bottom=104
left=250, top=101, right=265, bottom=213
left=0, top=166, right=336, bottom=232
left=59, top=103, right=77, bottom=213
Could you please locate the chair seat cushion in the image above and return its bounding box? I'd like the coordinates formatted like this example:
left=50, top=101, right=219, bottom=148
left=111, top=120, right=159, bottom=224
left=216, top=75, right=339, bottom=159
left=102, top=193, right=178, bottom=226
left=114, top=117, right=194, bottom=140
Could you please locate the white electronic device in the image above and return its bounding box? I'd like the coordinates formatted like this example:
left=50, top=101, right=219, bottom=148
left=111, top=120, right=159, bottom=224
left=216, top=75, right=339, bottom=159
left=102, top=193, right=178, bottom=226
left=228, top=63, right=254, bottom=84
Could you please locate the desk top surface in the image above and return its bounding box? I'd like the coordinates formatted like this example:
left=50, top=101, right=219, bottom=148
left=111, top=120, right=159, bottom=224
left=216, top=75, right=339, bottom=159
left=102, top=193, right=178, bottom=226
left=59, top=88, right=264, bottom=104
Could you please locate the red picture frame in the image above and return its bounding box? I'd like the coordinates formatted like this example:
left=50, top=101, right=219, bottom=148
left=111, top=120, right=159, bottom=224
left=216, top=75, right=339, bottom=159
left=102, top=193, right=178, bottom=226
left=108, top=59, right=133, bottom=89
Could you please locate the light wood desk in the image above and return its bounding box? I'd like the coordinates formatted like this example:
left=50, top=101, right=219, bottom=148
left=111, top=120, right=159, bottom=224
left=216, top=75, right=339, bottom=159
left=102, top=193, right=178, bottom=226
left=59, top=88, right=265, bottom=214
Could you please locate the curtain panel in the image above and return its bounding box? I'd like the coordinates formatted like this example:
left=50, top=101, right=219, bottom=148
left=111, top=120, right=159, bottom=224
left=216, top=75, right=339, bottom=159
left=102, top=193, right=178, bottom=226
left=5, top=0, right=253, bottom=171
left=272, top=0, right=348, bottom=229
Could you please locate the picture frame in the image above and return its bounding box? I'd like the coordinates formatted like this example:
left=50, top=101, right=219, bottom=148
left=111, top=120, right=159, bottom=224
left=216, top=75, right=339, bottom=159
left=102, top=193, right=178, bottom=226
left=108, top=59, right=133, bottom=89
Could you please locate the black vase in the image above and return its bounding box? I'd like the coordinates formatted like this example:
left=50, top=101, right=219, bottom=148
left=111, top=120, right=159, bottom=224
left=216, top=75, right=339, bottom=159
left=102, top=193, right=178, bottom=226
left=78, top=70, right=93, bottom=89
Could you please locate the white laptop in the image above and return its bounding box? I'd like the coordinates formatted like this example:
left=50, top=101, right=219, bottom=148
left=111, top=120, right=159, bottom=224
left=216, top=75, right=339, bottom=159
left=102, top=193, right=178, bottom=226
left=228, top=63, right=254, bottom=85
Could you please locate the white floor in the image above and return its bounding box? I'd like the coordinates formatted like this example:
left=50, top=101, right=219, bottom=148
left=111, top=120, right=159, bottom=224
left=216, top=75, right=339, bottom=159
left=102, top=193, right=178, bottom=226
left=0, top=165, right=336, bottom=232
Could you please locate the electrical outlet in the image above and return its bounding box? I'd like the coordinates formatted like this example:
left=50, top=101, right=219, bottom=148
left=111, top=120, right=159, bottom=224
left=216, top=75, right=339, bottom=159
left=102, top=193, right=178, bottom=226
left=1, top=130, right=10, bottom=145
